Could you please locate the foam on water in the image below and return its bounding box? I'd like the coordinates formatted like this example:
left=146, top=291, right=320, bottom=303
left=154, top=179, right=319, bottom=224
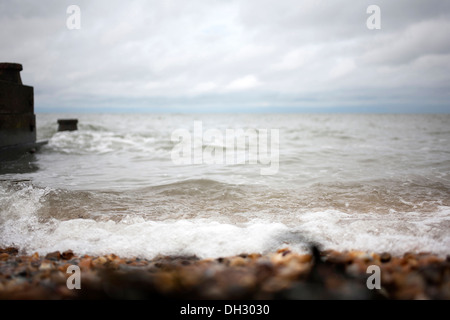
left=0, top=182, right=293, bottom=257
left=48, top=131, right=164, bottom=156
left=293, top=208, right=450, bottom=256
left=1, top=181, right=449, bottom=258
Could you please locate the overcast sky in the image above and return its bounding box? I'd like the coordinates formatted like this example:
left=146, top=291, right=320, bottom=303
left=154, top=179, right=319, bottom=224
left=1, top=0, right=449, bottom=113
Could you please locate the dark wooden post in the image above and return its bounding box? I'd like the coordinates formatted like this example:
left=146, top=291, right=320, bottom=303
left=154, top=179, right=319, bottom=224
left=57, top=119, right=78, bottom=131
left=0, top=63, right=36, bottom=148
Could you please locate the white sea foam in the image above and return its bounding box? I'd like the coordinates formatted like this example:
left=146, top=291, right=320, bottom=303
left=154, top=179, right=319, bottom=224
left=1, top=182, right=449, bottom=258
left=48, top=131, right=161, bottom=155
left=13, top=219, right=294, bottom=259
left=293, top=209, right=450, bottom=256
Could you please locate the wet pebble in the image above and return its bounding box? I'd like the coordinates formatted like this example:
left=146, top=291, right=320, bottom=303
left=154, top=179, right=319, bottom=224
left=1, top=247, right=449, bottom=300
left=380, top=252, right=391, bottom=263
left=39, top=261, right=54, bottom=271
left=62, top=250, right=74, bottom=260
left=0, top=253, right=9, bottom=261
left=45, top=251, right=61, bottom=261
left=0, top=248, right=18, bottom=255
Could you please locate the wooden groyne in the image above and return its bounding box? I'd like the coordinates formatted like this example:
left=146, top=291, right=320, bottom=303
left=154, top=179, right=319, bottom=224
left=0, top=62, right=46, bottom=155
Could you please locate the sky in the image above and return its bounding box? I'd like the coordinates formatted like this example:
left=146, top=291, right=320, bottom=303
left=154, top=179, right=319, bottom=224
left=1, top=0, right=450, bottom=113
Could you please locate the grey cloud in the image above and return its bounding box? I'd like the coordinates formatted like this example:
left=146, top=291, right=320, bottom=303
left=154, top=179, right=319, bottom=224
left=1, top=0, right=449, bottom=112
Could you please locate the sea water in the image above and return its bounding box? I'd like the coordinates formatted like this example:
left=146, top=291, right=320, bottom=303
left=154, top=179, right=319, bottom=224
left=0, top=113, right=449, bottom=258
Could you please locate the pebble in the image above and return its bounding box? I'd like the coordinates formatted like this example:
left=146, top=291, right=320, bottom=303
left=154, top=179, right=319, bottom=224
left=248, top=253, right=262, bottom=260
left=0, top=247, right=18, bottom=255
left=0, top=247, right=449, bottom=300
left=92, top=256, right=108, bottom=266
left=421, top=265, right=443, bottom=285
left=346, top=262, right=363, bottom=277
left=229, top=256, right=247, bottom=267
left=61, top=250, right=74, bottom=260
left=380, top=252, right=391, bottom=263
left=0, top=253, right=9, bottom=261
left=45, top=251, right=61, bottom=261
left=296, top=254, right=312, bottom=264
left=79, top=257, right=92, bottom=271
left=39, top=261, right=54, bottom=271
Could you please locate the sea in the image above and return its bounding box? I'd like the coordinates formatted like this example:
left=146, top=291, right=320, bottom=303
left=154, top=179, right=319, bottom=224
left=1, top=113, right=449, bottom=259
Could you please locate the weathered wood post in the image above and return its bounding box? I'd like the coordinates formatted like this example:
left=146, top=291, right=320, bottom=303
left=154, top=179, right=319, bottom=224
left=57, top=119, right=78, bottom=131
left=0, top=63, right=36, bottom=149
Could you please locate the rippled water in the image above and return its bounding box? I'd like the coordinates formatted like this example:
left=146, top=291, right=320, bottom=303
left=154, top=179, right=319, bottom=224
left=1, top=114, right=449, bottom=258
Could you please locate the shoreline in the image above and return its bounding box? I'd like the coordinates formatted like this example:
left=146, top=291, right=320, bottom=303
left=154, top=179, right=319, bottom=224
left=1, top=246, right=449, bottom=300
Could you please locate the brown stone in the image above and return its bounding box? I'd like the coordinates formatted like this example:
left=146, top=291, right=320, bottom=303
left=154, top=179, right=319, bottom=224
left=418, top=255, right=443, bottom=266
left=348, top=250, right=367, bottom=259
left=276, top=248, right=291, bottom=254
left=326, top=253, right=352, bottom=265
left=178, top=268, right=203, bottom=289
left=295, top=254, right=312, bottom=264
left=45, top=251, right=61, bottom=261
left=39, top=261, right=54, bottom=271
left=380, top=252, right=391, bottom=263
left=57, top=264, right=71, bottom=273
left=128, top=260, right=149, bottom=267
left=154, top=271, right=178, bottom=293
left=61, top=250, right=74, bottom=260
left=0, top=249, right=449, bottom=300
left=0, top=253, right=9, bottom=261
left=403, top=252, right=416, bottom=260
left=248, top=253, right=262, bottom=260
left=371, top=253, right=381, bottom=263
left=106, top=254, right=118, bottom=261
left=92, top=256, right=108, bottom=266
left=79, top=257, right=92, bottom=270
left=229, top=256, right=247, bottom=267
left=30, top=259, right=41, bottom=268
left=281, top=250, right=291, bottom=257
left=0, top=247, right=19, bottom=255
left=421, top=265, right=444, bottom=285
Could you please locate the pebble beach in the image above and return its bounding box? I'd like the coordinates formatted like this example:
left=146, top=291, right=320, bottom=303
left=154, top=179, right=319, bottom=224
left=2, top=115, right=450, bottom=301
left=1, top=246, right=449, bottom=300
